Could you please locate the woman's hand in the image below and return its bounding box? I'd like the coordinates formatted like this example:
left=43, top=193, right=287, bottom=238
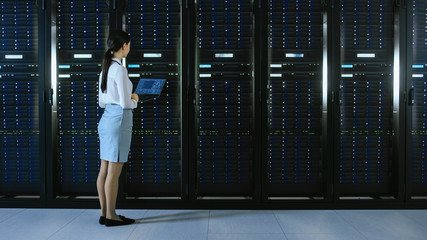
left=131, top=93, right=139, bottom=102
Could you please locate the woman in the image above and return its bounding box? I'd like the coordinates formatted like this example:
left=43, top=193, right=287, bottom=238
left=97, top=30, right=138, bottom=227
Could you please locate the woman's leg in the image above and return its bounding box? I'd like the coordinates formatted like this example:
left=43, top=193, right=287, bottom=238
left=105, top=161, right=124, bottom=220
left=96, top=159, right=109, bottom=217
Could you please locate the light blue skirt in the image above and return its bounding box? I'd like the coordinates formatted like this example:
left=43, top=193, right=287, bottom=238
left=98, top=104, right=133, bottom=163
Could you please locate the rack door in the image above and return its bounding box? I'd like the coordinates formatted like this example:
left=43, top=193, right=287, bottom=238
left=407, top=0, right=427, bottom=198
left=124, top=0, right=182, bottom=196
left=194, top=0, right=256, bottom=197
left=53, top=0, right=110, bottom=194
left=0, top=0, right=42, bottom=195
left=265, top=0, right=327, bottom=198
left=337, top=0, right=399, bottom=197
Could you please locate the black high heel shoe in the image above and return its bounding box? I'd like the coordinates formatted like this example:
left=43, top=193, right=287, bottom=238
left=105, top=216, right=135, bottom=227
left=99, top=216, right=106, bottom=225
left=99, top=215, right=134, bottom=225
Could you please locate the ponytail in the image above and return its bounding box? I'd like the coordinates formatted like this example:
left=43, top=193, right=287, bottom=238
left=101, top=50, right=113, bottom=93
left=100, top=30, right=131, bottom=93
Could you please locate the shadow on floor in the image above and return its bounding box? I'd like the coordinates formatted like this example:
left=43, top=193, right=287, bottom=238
left=135, top=210, right=258, bottom=224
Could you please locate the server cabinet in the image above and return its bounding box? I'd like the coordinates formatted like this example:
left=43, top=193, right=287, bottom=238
left=52, top=0, right=110, bottom=194
left=124, top=0, right=182, bottom=196
left=336, top=0, right=400, bottom=197
left=264, top=0, right=327, bottom=198
left=407, top=0, right=427, bottom=198
left=194, top=0, right=256, bottom=197
left=0, top=0, right=43, bottom=195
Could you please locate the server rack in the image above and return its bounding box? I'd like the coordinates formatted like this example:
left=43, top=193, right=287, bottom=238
left=336, top=0, right=401, bottom=198
left=264, top=0, right=328, bottom=199
left=407, top=0, right=427, bottom=199
left=194, top=0, right=256, bottom=197
left=52, top=0, right=110, bottom=194
left=124, top=0, right=183, bottom=197
left=0, top=0, right=43, bottom=197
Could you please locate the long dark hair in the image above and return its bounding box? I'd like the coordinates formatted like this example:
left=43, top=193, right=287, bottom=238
left=101, top=30, right=131, bottom=93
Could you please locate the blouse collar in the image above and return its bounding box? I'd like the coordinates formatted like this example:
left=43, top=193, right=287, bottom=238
left=112, top=58, right=122, bottom=65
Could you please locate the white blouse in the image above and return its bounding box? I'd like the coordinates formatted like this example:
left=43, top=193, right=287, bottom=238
left=98, top=58, right=138, bottom=109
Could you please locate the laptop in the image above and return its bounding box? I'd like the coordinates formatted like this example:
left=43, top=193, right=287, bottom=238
left=134, top=78, right=166, bottom=102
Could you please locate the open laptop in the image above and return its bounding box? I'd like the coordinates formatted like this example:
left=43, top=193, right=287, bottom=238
left=134, top=78, right=166, bottom=102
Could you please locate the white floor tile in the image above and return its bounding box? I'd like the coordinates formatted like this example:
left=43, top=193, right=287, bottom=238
left=398, top=210, right=427, bottom=229
left=286, top=233, right=367, bottom=240
left=336, top=210, right=427, bottom=240
left=48, top=209, right=146, bottom=240
left=0, top=209, right=84, bottom=240
left=127, top=210, right=210, bottom=240
left=274, top=210, right=359, bottom=234
left=208, top=210, right=283, bottom=234
left=0, top=208, right=25, bottom=223
left=209, top=233, right=287, bottom=240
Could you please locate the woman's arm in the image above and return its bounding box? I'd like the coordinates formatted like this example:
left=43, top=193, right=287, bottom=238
left=116, top=67, right=138, bottom=109
left=98, top=73, right=106, bottom=108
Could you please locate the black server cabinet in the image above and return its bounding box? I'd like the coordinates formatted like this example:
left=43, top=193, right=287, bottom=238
left=124, top=0, right=182, bottom=197
left=52, top=0, right=110, bottom=194
left=337, top=0, right=400, bottom=197
left=194, top=0, right=256, bottom=197
left=264, top=0, right=327, bottom=198
left=0, top=0, right=43, bottom=195
left=407, top=0, right=427, bottom=198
